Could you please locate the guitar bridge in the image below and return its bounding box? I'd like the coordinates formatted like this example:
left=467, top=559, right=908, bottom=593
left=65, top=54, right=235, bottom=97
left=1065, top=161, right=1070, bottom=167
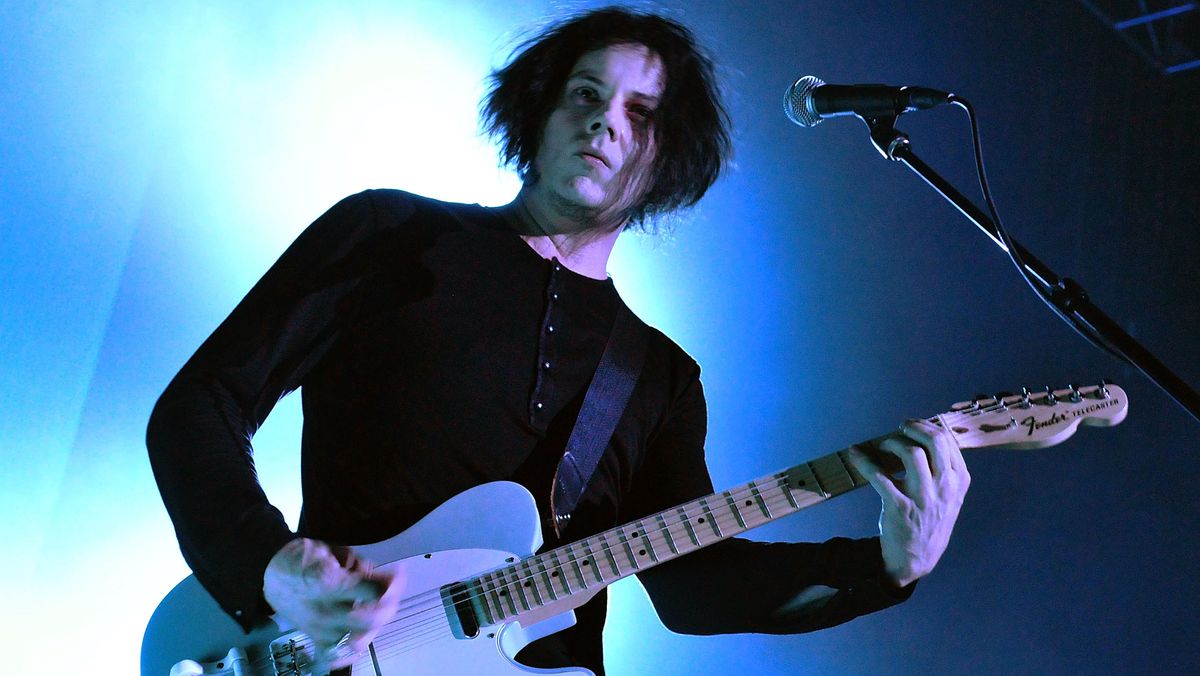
left=267, top=631, right=328, bottom=676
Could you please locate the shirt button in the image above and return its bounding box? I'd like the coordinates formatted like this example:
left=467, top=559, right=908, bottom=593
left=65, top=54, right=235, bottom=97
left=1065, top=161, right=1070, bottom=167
left=543, top=361, right=551, bottom=369
left=554, top=264, right=562, bottom=271
left=552, top=293, right=559, bottom=300
left=547, top=325, right=555, bottom=333
left=535, top=402, right=544, bottom=409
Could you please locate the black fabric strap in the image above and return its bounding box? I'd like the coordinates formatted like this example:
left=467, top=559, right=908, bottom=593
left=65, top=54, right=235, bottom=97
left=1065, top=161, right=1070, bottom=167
left=550, top=302, right=646, bottom=537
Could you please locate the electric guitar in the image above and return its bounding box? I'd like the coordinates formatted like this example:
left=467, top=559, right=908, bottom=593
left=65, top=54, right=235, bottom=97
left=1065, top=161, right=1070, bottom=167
left=141, top=382, right=1128, bottom=676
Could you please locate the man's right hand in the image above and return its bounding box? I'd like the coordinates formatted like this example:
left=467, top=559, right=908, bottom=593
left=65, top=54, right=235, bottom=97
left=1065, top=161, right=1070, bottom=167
left=263, top=537, right=402, bottom=669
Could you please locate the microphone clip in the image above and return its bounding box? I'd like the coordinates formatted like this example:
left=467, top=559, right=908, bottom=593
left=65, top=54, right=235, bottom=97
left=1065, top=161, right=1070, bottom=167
left=863, top=115, right=911, bottom=161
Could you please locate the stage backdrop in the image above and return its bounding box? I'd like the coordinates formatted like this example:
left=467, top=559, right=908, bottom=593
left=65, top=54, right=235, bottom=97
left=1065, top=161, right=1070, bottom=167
left=2, top=1, right=1197, bottom=674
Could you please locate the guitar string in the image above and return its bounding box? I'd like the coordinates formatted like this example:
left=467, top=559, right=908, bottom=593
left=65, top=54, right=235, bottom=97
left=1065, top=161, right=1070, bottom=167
left=367, top=397, right=1019, bottom=628
left=308, top=386, right=1076, bottom=670
left=230, top=395, right=1064, bottom=670
left=358, top=478, right=823, bottom=666
left=228, top=473, right=832, bottom=675
left=302, top=399, right=1023, bottom=668
left=356, top=393, right=1081, bottom=662
left=359, top=414, right=998, bottom=668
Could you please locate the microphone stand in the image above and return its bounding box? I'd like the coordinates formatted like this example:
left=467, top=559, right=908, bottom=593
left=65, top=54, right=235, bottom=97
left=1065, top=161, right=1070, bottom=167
left=861, top=114, right=1200, bottom=423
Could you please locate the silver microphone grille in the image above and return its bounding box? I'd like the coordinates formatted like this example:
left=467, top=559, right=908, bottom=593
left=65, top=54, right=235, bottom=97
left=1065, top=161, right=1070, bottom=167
left=783, top=75, right=826, bottom=127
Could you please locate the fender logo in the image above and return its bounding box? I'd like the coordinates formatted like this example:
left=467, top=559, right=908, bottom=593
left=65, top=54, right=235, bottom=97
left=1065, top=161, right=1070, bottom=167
left=1021, top=412, right=1068, bottom=435
left=1019, top=398, right=1120, bottom=436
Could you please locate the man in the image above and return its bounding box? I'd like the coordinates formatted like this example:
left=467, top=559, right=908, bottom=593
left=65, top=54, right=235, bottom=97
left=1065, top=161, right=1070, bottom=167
left=148, top=7, right=969, bottom=675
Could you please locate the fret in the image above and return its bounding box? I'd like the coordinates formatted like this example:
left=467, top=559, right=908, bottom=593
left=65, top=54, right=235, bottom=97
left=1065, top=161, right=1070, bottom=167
left=507, top=564, right=532, bottom=611
left=520, top=559, right=544, bottom=607
left=479, top=574, right=505, bottom=622
left=780, top=472, right=800, bottom=508
left=664, top=510, right=696, bottom=555
left=636, top=521, right=659, bottom=563
left=812, top=454, right=858, bottom=496
left=740, top=490, right=768, bottom=528
left=493, top=570, right=518, bottom=616
left=833, top=450, right=860, bottom=488
left=678, top=507, right=701, bottom=547
left=724, top=491, right=746, bottom=529
left=808, top=461, right=832, bottom=497
left=548, top=550, right=572, bottom=595
left=699, top=497, right=723, bottom=538
left=617, top=528, right=640, bottom=570
left=598, top=532, right=622, bottom=577
left=655, top=513, right=678, bottom=555
left=535, top=556, right=558, bottom=602
left=749, top=482, right=772, bottom=519
left=564, top=545, right=588, bottom=589
left=469, top=579, right=496, bottom=625
left=580, top=539, right=605, bottom=583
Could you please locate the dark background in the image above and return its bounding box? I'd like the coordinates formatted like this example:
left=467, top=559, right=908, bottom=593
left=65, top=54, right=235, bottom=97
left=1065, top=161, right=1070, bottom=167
left=2, top=1, right=1196, bottom=673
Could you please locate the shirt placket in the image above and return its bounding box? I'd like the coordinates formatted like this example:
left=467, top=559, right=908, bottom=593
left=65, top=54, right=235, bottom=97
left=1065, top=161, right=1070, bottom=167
left=528, top=258, right=565, bottom=431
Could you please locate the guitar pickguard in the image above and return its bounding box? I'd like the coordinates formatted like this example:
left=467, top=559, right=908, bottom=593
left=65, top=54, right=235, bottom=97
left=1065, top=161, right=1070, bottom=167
left=142, top=482, right=591, bottom=676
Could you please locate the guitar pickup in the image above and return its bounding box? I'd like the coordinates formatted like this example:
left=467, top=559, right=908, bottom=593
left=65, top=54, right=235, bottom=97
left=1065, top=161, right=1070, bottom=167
left=441, top=581, right=482, bottom=639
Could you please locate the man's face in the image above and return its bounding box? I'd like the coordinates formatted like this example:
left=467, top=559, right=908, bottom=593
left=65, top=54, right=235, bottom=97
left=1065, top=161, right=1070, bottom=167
left=530, top=43, right=664, bottom=222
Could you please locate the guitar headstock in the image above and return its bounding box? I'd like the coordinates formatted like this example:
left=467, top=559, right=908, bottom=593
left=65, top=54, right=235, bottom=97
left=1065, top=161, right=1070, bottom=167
left=938, top=382, right=1128, bottom=450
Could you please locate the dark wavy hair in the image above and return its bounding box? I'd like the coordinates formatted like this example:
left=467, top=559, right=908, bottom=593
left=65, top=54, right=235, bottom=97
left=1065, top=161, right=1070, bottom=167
left=481, top=6, right=732, bottom=230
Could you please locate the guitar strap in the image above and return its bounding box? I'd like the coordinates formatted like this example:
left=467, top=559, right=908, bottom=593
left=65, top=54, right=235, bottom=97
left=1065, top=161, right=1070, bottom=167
left=549, top=302, right=646, bottom=538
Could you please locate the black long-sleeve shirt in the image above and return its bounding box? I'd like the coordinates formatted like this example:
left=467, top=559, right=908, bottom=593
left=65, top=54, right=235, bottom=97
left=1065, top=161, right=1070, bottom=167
left=147, top=189, right=911, bottom=674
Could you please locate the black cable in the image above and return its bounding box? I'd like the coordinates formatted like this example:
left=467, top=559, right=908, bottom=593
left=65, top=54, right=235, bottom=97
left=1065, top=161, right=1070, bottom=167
left=947, top=95, right=1131, bottom=365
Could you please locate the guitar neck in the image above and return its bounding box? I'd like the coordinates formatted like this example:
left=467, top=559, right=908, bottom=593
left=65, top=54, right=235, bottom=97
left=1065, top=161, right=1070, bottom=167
left=465, top=440, right=877, bottom=627
left=463, top=382, right=1128, bottom=628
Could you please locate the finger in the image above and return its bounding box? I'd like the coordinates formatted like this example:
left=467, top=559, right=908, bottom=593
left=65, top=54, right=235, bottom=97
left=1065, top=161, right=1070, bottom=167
left=304, top=616, right=353, bottom=647
left=313, top=638, right=356, bottom=671
left=848, top=446, right=906, bottom=505
left=298, top=542, right=357, bottom=591
left=344, top=593, right=400, bottom=629
left=880, top=435, right=932, bottom=500
left=325, top=573, right=390, bottom=604
left=934, top=414, right=970, bottom=479
left=901, top=418, right=953, bottom=477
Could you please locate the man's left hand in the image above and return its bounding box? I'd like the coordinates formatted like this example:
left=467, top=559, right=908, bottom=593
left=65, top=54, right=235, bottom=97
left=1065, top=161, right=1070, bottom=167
left=849, top=418, right=971, bottom=588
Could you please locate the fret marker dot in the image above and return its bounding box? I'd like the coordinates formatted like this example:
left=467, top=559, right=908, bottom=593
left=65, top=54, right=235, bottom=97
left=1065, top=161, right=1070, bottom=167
left=551, top=571, right=559, bottom=577
left=698, top=518, right=705, bottom=523
left=745, top=500, right=753, bottom=506
left=638, top=549, right=646, bottom=556
left=631, top=532, right=639, bottom=537
left=499, top=590, right=507, bottom=596
left=524, top=582, right=531, bottom=587
left=582, top=560, right=590, bottom=566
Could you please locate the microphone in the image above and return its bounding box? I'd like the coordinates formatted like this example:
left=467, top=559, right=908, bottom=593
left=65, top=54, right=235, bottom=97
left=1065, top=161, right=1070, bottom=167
left=784, top=75, right=952, bottom=127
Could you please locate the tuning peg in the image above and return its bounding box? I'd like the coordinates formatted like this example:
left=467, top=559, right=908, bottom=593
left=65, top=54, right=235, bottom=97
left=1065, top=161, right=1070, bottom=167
left=971, top=393, right=997, bottom=410
left=1042, top=385, right=1057, bottom=405
left=1019, top=387, right=1033, bottom=408
left=1097, top=379, right=1112, bottom=398
left=1067, top=383, right=1083, bottom=402
left=988, top=391, right=1012, bottom=411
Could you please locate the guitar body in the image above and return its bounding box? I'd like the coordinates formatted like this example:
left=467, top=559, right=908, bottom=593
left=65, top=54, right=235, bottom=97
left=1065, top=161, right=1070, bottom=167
left=141, top=482, right=591, bottom=676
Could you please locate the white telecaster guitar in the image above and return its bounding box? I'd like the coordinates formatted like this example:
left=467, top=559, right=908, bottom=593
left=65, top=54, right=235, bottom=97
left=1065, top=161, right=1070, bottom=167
left=142, top=382, right=1128, bottom=676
